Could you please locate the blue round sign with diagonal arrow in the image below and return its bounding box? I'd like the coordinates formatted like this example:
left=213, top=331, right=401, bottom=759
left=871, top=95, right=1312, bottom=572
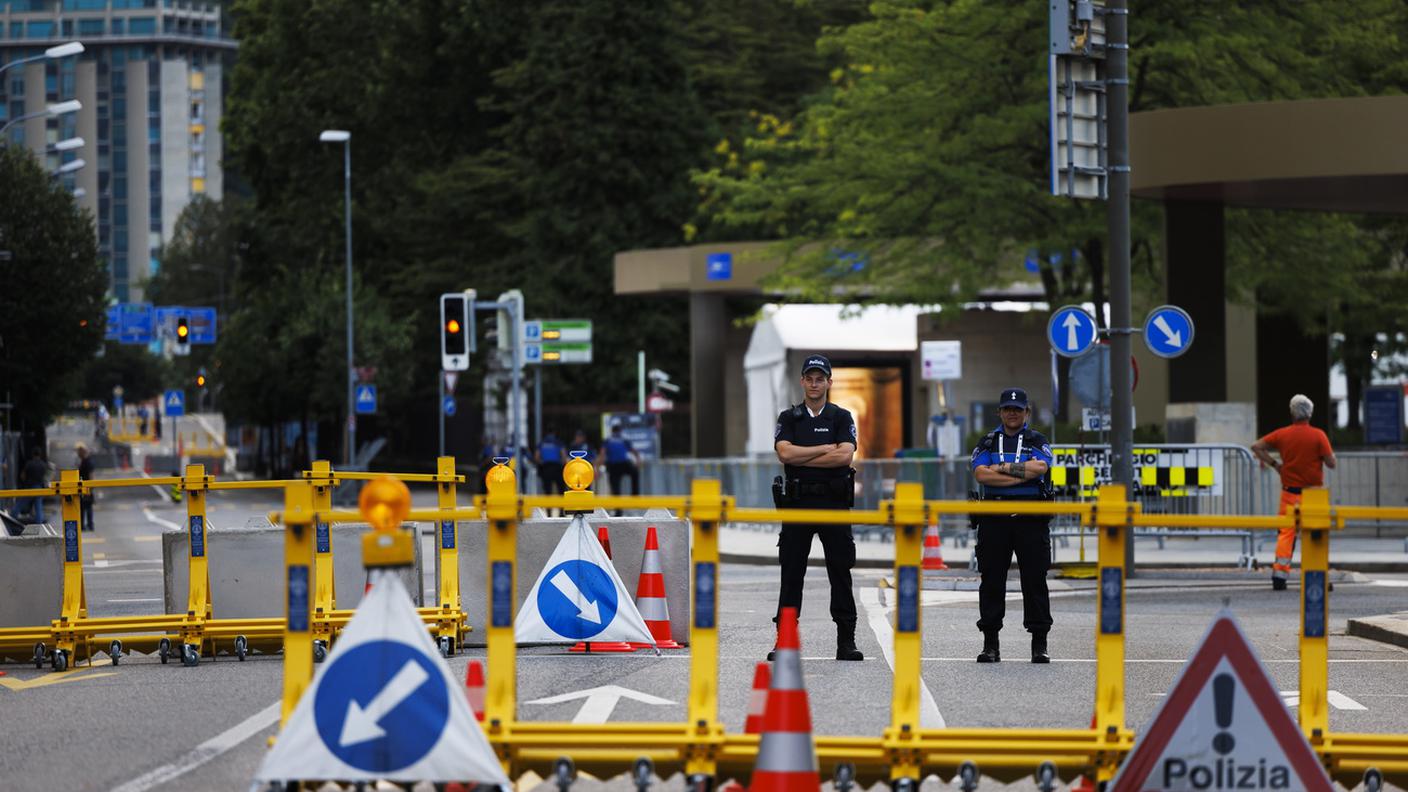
left=1143, top=304, right=1194, bottom=359
left=1047, top=305, right=1099, bottom=358
left=312, top=640, right=449, bottom=772
left=537, top=560, right=619, bottom=640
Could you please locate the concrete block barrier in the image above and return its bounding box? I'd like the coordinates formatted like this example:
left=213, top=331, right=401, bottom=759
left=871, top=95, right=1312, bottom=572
left=0, top=532, right=64, bottom=649
left=163, top=522, right=423, bottom=618
left=451, top=509, right=691, bottom=647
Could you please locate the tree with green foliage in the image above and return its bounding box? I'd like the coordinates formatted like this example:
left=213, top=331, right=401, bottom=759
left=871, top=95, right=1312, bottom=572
left=77, top=342, right=169, bottom=406
left=0, top=144, right=106, bottom=433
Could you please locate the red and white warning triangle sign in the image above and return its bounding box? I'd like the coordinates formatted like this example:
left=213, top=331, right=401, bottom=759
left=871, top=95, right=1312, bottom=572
left=1111, top=610, right=1332, bottom=792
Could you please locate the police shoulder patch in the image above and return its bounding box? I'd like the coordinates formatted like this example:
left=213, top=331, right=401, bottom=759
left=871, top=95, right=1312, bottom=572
left=774, top=422, right=782, bottom=439
left=850, top=423, right=858, bottom=440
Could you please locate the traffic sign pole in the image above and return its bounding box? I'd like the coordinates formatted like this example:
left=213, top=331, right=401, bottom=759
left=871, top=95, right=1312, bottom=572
left=1106, top=0, right=1135, bottom=575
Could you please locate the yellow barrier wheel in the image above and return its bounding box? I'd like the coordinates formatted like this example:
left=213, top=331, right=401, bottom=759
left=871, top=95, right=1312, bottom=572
left=32, top=642, right=44, bottom=669
left=234, top=635, right=248, bottom=661
left=437, top=636, right=452, bottom=658
left=313, top=640, right=327, bottom=664
left=158, top=637, right=171, bottom=664
left=181, top=644, right=199, bottom=667
left=109, top=640, right=122, bottom=666
left=51, top=649, right=67, bottom=672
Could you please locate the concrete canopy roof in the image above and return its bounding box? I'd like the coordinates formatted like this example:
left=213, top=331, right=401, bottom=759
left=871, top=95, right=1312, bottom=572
left=1130, top=95, right=1408, bottom=213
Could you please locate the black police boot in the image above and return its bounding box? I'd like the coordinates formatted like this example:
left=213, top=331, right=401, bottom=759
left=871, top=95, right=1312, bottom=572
left=977, top=631, right=1000, bottom=663
left=1031, top=632, right=1050, bottom=664
left=1272, top=577, right=1287, bottom=591
left=836, top=621, right=863, bottom=661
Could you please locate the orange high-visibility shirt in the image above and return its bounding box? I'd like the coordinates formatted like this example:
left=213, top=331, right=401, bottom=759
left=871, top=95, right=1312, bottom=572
left=1260, top=421, right=1333, bottom=489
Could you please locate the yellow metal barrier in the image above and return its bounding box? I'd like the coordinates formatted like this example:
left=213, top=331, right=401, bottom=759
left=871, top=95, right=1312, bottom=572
left=270, top=470, right=1407, bottom=786
left=0, top=460, right=473, bottom=671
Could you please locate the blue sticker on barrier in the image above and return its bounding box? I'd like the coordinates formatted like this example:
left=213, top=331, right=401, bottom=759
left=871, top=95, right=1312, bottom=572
left=440, top=519, right=455, bottom=550
left=1100, top=567, right=1123, bottom=634
left=491, top=561, right=512, bottom=628
left=189, top=515, right=205, bottom=558
left=897, top=565, right=920, bottom=632
left=1303, top=570, right=1326, bottom=638
left=64, top=520, right=79, bottom=563
left=315, top=520, right=330, bottom=554
left=694, top=562, right=717, bottom=629
left=288, top=565, right=310, bottom=632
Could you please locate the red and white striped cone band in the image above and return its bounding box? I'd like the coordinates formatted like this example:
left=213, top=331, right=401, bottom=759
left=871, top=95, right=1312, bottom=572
left=922, top=522, right=947, bottom=570
left=632, top=526, right=682, bottom=649
left=464, top=659, right=486, bottom=722
left=744, top=661, right=771, bottom=734
left=750, top=608, right=817, bottom=789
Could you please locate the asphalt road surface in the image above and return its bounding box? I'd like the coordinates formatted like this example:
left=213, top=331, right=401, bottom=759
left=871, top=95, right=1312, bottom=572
left=2, top=477, right=1407, bottom=791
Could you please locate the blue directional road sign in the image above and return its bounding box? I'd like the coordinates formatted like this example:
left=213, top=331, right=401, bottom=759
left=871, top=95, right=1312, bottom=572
left=105, top=306, right=121, bottom=340
left=118, top=302, right=155, bottom=344
left=442, top=396, right=456, bottom=417
left=163, top=390, right=185, bottom=417
left=1143, top=304, right=1194, bottom=359
left=312, top=640, right=449, bottom=773
left=188, top=307, right=217, bottom=344
left=1047, top=305, right=1098, bottom=358
left=706, top=252, right=732, bottom=281
left=536, top=559, right=619, bottom=640
left=355, top=385, right=377, bottom=415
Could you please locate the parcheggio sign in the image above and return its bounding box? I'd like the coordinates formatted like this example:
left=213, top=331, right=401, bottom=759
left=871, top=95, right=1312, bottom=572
left=1050, top=446, right=1223, bottom=497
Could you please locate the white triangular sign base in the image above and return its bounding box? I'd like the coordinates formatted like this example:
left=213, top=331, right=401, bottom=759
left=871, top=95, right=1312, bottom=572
left=254, top=574, right=508, bottom=785
left=515, top=513, right=656, bottom=647
left=1111, top=610, right=1332, bottom=792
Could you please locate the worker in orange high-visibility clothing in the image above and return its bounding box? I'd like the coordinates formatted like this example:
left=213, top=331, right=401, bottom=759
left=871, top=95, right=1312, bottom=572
left=1251, top=394, right=1337, bottom=591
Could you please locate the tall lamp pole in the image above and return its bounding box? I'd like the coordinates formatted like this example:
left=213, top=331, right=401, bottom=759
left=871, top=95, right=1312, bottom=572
left=319, top=129, right=355, bottom=467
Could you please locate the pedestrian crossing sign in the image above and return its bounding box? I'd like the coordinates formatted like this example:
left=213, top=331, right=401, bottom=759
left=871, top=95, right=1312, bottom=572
left=354, top=385, right=377, bottom=415
left=163, top=390, right=185, bottom=417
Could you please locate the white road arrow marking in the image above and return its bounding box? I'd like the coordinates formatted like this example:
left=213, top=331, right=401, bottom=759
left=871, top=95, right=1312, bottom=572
left=550, top=569, right=601, bottom=623
left=339, top=660, right=430, bottom=747
left=1280, top=690, right=1368, bottom=711
left=526, top=685, right=674, bottom=724
left=1152, top=315, right=1183, bottom=348
left=1062, top=312, right=1083, bottom=351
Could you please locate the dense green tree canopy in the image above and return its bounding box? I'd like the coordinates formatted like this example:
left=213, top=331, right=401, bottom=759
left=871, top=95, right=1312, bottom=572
left=0, top=144, right=106, bottom=431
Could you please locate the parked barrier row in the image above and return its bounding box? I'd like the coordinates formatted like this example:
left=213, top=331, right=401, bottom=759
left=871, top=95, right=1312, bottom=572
left=0, top=459, right=470, bottom=671
left=281, top=468, right=1408, bottom=786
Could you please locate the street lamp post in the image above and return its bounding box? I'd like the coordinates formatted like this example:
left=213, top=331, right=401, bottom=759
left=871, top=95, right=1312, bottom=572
left=0, top=41, right=84, bottom=79
left=0, top=99, right=82, bottom=136
left=319, top=129, right=355, bottom=467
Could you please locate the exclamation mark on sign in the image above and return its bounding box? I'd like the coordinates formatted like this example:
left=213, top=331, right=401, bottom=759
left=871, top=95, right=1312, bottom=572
left=1212, top=673, right=1236, bottom=755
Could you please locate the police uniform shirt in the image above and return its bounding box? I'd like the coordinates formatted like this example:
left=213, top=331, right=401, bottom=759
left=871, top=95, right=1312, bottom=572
left=774, top=402, right=857, bottom=482
left=969, top=424, right=1053, bottom=498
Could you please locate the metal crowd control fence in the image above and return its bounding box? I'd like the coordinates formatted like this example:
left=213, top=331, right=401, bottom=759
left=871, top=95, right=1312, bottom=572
left=282, top=470, right=1408, bottom=786
left=643, top=446, right=1281, bottom=566
left=0, top=458, right=470, bottom=671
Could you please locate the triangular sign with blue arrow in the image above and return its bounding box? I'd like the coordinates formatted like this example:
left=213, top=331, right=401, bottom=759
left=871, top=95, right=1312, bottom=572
left=253, top=574, right=508, bottom=785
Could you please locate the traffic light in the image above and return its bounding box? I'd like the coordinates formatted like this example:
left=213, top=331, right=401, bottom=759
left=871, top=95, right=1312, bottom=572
left=196, top=369, right=207, bottom=388
left=176, top=317, right=190, bottom=347
left=440, top=292, right=471, bottom=371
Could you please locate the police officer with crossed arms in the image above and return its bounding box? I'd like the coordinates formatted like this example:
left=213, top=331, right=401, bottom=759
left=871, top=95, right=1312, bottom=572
left=970, top=387, right=1054, bottom=664
left=770, top=354, right=864, bottom=661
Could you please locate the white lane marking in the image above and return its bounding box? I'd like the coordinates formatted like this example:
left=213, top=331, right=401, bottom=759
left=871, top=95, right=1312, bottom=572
left=526, top=685, right=675, bottom=724
left=110, top=701, right=279, bottom=792
left=922, top=657, right=1408, bottom=664
left=860, top=586, right=945, bottom=728
left=1371, top=579, right=1408, bottom=587
left=106, top=597, right=163, bottom=603
left=142, top=507, right=180, bottom=531
left=1279, top=690, right=1369, bottom=711
left=94, top=559, right=109, bottom=568
left=136, top=469, right=175, bottom=502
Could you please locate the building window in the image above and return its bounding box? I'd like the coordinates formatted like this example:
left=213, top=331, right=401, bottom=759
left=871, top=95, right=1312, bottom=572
left=78, top=19, right=105, bottom=36
left=111, top=18, right=124, bottom=35
left=62, top=20, right=73, bottom=37
left=128, top=17, right=156, bottom=35
left=26, top=21, right=57, bottom=39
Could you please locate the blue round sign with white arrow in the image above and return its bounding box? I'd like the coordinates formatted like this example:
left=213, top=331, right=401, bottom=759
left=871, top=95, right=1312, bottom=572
left=312, top=640, right=449, bottom=773
left=1047, top=305, right=1099, bottom=358
left=537, top=560, right=619, bottom=640
left=1143, top=304, right=1195, bottom=359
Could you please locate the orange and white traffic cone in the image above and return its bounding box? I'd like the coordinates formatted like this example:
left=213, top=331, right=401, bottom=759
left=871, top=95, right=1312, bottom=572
left=743, top=661, right=771, bottom=734
left=922, top=521, right=948, bottom=571
left=749, top=607, right=818, bottom=791
left=465, top=659, right=486, bottom=722
left=630, top=525, right=682, bottom=650
left=571, top=525, right=635, bottom=653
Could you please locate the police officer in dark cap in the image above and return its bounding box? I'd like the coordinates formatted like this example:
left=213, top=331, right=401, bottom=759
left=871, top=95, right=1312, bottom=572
left=770, top=354, right=863, bottom=661
left=969, top=387, right=1055, bottom=663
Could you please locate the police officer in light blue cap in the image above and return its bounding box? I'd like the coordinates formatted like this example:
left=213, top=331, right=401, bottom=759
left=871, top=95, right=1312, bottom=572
left=969, top=387, right=1055, bottom=663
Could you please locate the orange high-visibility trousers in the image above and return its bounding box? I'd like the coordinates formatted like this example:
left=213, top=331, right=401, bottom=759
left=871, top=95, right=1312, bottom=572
left=1272, top=489, right=1301, bottom=580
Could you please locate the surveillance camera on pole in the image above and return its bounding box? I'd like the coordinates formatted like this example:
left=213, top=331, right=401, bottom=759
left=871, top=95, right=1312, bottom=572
left=648, top=368, right=680, bottom=393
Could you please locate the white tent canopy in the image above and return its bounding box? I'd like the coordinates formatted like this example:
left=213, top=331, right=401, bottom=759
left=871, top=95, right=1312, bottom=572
left=743, top=304, right=929, bottom=456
